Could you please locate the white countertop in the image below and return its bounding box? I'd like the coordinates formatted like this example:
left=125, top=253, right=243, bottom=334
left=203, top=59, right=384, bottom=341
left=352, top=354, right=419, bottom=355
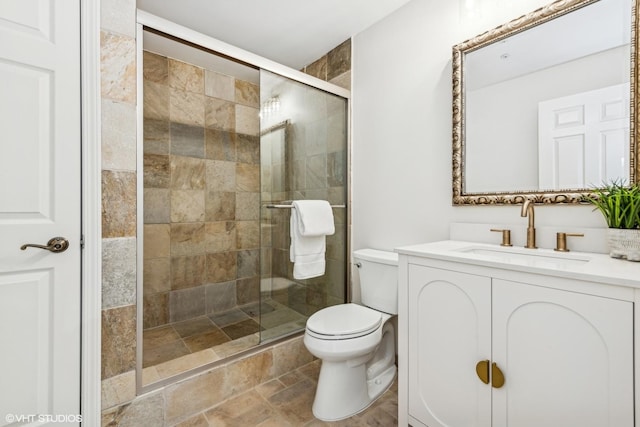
left=396, top=240, right=640, bottom=289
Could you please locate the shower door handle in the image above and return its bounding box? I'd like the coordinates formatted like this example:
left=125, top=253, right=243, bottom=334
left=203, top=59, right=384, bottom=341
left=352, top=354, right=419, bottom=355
left=21, top=237, right=70, bottom=253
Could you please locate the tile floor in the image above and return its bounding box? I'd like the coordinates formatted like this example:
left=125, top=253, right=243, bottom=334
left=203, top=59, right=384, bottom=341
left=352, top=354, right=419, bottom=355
left=143, top=299, right=308, bottom=368
left=173, top=359, right=399, bottom=426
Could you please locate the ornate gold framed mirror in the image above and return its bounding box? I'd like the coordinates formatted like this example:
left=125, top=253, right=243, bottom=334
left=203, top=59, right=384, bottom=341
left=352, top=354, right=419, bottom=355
left=452, top=0, right=639, bottom=204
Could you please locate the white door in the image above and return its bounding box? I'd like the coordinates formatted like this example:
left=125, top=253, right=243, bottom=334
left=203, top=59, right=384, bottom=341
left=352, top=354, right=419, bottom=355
left=492, top=280, right=634, bottom=427
left=538, top=83, right=629, bottom=189
left=408, top=265, right=492, bottom=427
left=0, top=1, right=81, bottom=426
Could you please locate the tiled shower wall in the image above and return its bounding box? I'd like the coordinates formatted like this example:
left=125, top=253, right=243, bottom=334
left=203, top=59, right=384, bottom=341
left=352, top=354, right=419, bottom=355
left=100, top=0, right=138, bottom=390
left=260, top=80, right=349, bottom=313
left=100, top=0, right=352, bottom=420
left=259, top=38, right=352, bottom=312
left=264, top=38, right=352, bottom=310
left=142, top=51, right=260, bottom=329
left=301, top=38, right=352, bottom=90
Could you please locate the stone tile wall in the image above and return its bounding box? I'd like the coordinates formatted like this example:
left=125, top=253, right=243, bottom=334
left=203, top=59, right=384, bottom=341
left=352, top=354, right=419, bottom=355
left=301, top=38, right=352, bottom=90
left=264, top=108, right=348, bottom=311
left=296, top=37, right=351, bottom=306
left=142, top=51, right=261, bottom=329
left=259, top=41, right=352, bottom=311
left=100, top=0, right=137, bottom=388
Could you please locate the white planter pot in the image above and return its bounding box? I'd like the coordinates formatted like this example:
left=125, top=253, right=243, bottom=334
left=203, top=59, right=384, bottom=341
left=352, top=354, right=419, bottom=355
left=607, top=228, right=640, bottom=261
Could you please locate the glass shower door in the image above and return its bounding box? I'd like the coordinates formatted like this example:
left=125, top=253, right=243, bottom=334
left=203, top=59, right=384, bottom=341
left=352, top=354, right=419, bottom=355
left=259, top=70, right=348, bottom=342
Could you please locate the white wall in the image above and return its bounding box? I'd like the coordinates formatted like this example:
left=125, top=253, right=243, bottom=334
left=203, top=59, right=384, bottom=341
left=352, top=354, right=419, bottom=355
left=350, top=0, right=607, bottom=298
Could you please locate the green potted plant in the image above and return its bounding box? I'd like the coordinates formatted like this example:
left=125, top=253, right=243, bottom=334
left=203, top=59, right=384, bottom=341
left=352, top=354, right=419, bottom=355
left=583, top=180, right=640, bottom=261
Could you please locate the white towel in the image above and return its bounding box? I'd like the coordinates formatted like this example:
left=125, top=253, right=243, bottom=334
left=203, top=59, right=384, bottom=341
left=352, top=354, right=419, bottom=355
left=291, top=200, right=335, bottom=237
left=289, top=200, right=335, bottom=279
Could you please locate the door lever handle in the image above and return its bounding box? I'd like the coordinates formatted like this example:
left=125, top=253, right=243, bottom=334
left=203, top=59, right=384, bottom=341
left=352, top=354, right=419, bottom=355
left=21, top=237, right=69, bottom=253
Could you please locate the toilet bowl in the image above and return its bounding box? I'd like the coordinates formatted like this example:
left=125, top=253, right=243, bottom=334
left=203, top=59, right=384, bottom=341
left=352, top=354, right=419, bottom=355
left=303, top=249, right=398, bottom=421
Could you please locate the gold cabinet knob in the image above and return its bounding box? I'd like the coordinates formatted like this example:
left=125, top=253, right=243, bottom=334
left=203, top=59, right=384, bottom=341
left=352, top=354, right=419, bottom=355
left=476, top=360, right=490, bottom=384
left=477, top=360, right=506, bottom=388
left=491, top=362, right=505, bottom=388
left=554, top=232, right=584, bottom=252
left=490, top=228, right=512, bottom=247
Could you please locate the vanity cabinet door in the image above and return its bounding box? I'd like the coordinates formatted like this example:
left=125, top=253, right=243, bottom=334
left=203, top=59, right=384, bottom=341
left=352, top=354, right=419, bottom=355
left=491, top=279, right=634, bottom=427
left=408, top=265, right=492, bottom=427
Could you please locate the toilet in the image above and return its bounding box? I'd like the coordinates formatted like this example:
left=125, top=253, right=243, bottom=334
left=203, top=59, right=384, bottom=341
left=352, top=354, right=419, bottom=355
left=303, top=248, right=398, bottom=421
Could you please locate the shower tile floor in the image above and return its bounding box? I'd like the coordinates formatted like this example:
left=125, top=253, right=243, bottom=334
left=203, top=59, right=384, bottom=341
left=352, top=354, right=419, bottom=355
left=143, top=298, right=308, bottom=368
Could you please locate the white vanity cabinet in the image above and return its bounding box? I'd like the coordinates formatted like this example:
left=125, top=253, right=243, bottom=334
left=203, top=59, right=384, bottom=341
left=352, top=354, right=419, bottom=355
left=493, top=279, right=634, bottom=427
left=398, top=242, right=638, bottom=427
left=407, top=266, right=492, bottom=427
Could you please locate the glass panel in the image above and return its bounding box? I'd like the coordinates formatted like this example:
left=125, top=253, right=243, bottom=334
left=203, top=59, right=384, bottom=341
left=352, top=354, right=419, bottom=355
left=259, top=69, right=348, bottom=342
left=140, top=32, right=263, bottom=386
left=138, top=29, right=349, bottom=389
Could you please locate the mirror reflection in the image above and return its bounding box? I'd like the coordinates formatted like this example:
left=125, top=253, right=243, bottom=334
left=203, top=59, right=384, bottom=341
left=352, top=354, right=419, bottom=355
left=453, top=0, right=636, bottom=203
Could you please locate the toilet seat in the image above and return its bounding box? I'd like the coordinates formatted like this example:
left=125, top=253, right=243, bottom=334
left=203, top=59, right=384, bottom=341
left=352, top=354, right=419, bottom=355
left=306, top=303, right=382, bottom=340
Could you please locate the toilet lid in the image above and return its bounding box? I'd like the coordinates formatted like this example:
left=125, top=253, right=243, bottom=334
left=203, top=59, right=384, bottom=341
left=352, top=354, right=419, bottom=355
left=306, top=303, right=382, bottom=338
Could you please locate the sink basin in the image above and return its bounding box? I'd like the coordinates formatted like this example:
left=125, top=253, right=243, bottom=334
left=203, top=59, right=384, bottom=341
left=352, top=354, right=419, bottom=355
left=455, top=245, right=591, bottom=267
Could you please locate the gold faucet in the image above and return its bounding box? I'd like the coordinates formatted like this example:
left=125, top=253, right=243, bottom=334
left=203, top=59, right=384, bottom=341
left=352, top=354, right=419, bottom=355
left=520, top=199, right=536, bottom=249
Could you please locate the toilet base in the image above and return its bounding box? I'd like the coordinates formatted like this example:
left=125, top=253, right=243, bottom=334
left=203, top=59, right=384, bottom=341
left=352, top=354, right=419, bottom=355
left=312, top=362, right=397, bottom=422
left=366, top=364, right=397, bottom=404
left=310, top=321, right=397, bottom=422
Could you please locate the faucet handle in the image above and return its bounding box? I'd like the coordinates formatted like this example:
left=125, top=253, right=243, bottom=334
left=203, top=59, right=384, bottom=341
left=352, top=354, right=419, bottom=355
left=554, top=232, right=584, bottom=252
left=490, top=229, right=513, bottom=247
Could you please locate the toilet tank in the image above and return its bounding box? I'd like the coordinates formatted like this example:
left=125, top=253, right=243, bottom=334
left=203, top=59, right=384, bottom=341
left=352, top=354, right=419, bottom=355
left=353, top=249, right=398, bottom=315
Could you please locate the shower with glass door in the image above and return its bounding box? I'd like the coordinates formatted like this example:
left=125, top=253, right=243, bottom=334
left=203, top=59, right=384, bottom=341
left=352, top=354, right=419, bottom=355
left=138, top=25, right=349, bottom=388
